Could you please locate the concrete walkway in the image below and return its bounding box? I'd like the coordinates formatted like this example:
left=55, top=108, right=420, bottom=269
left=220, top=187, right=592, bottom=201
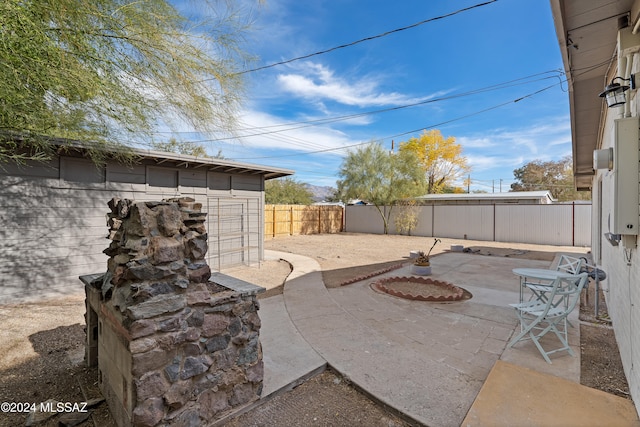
left=257, top=249, right=639, bottom=427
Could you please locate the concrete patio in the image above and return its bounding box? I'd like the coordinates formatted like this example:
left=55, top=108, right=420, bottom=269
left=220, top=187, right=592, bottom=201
left=252, top=249, right=639, bottom=427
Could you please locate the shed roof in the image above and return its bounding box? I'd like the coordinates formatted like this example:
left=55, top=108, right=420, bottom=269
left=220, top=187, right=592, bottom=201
left=27, top=135, right=295, bottom=180
left=4, top=133, right=294, bottom=180
left=134, top=148, right=293, bottom=180
left=414, top=191, right=555, bottom=202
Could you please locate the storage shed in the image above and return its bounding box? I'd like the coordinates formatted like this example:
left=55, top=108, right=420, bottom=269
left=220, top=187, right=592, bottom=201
left=413, top=191, right=555, bottom=205
left=0, top=145, right=292, bottom=303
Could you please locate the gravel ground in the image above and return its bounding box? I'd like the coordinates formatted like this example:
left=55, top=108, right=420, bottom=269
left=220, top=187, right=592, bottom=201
left=0, top=232, right=629, bottom=427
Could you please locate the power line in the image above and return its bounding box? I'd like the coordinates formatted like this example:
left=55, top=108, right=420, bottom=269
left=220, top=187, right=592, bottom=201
left=201, top=0, right=499, bottom=78
left=162, top=70, right=563, bottom=145
left=231, top=81, right=562, bottom=160
left=141, top=70, right=568, bottom=167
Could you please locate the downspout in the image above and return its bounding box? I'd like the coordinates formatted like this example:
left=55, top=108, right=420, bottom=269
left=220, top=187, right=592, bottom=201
left=623, top=53, right=633, bottom=117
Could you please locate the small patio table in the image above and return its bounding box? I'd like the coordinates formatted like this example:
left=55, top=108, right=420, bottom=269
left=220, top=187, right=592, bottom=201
left=512, top=268, right=577, bottom=322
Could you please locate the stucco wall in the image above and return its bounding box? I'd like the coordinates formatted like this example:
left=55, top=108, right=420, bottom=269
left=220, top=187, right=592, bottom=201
left=0, top=154, right=265, bottom=304
left=593, top=103, right=640, bottom=415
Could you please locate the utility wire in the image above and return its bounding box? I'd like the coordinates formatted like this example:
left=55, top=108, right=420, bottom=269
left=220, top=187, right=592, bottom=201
left=155, top=79, right=560, bottom=161
left=232, top=82, right=560, bottom=160
left=201, top=0, right=499, bottom=78
left=140, top=71, right=566, bottom=160
left=165, top=70, right=563, bottom=144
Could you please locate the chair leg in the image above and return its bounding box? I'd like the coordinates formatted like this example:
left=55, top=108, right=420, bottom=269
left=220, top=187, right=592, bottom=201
left=508, top=315, right=575, bottom=363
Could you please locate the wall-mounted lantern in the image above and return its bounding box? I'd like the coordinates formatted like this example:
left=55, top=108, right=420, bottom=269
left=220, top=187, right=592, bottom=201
left=598, top=75, right=636, bottom=107
left=593, top=148, right=613, bottom=170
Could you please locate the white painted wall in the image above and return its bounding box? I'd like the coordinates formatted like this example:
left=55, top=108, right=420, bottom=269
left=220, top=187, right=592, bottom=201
left=593, top=88, right=640, bottom=415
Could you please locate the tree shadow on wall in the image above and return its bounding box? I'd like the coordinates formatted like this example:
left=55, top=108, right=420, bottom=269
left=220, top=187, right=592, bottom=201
left=0, top=175, right=107, bottom=303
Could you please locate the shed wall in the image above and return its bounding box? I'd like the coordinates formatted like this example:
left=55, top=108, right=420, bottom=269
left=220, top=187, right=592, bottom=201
left=0, top=155, right=265, bottom=303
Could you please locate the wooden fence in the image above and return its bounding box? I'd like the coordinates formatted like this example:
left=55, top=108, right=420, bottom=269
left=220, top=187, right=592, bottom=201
left=265, top=204, right=344, bottom=238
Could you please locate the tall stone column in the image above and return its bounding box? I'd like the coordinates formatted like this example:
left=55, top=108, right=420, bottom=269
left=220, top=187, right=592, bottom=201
left=84, top=197, right=263, bottom=427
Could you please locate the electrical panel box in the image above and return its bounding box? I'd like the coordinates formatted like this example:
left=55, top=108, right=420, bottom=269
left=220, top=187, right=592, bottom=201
left=612, top=117, right=640, bottom=235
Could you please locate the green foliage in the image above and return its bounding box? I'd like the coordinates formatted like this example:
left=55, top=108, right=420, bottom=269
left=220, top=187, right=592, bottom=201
left=323, top=188, right=342, bottom=203
left=510, top=156, right=591, bottom=202
left=336, top=142, right=427, bottom=233
left=0, top=0, right=255, bottom=164
left=151, top=138, right=210, bottom=158
left=266, top=178, right=314, bottom=205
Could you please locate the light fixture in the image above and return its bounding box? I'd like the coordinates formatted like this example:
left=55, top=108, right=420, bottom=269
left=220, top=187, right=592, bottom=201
left=604, top=232, right=621, bottom=246
left=593, top=148, right=613, bottom=170
left=599, top=75, right=636, bottom=107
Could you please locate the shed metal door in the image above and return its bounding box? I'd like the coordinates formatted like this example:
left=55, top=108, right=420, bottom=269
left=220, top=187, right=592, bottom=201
left=207, top=197, right=261, bottom=270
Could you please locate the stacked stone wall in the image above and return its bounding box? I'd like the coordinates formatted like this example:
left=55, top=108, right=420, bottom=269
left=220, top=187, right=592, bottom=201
left=86, top=197, right=263, bottom=427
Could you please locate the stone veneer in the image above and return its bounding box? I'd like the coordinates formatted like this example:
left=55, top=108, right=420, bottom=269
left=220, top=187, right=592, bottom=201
left=82, top=197, right=263, bottom=427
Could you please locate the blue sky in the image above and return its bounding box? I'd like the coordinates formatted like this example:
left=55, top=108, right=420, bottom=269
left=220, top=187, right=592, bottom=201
left=170, top=0, right=570, bottom=193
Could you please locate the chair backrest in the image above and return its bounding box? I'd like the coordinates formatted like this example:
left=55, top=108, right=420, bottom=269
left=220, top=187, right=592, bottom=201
left=556, top=255, right=584, bottom=275
left=554, top=273, right=589, bottom=314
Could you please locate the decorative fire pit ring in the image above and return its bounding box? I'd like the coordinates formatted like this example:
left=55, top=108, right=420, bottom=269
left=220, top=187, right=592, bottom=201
left=370, top=276, right=467, bottom=302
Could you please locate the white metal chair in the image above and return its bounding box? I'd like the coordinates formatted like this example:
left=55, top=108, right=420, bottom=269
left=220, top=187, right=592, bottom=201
left=524, top=254, right=584, bottom=305
left=508, top=273, right=588, bottom=363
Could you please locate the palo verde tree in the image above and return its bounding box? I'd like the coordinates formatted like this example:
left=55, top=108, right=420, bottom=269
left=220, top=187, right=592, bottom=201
left=336, top=142, right=427, bottom=234
left=398, top=129, right=470, bottom=194
left=150, top=138, right=226, bottom=159
left=0, top=0, right=256, bottom=164
left=265, top=177, right=314, bottom=205
left=510, top=156, right=591, bottom=202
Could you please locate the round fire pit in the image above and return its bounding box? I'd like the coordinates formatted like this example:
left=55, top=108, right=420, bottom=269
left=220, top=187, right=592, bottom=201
left=370, top=276, right=466, bottom=302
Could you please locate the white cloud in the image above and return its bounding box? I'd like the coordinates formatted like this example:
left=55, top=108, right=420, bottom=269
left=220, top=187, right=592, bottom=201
left=457, top=117, right=573, bottom=188
left=226, top=108, right=358, bottom=153
left=456, top=136, right=496, bottom=149
left=460, top=118, right=571, bottom=158
left=276, top=62, right=431, bottom=107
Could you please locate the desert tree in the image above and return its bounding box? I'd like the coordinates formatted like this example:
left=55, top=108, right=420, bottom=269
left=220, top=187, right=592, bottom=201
left=0, top=0, right=257, bottom=164
left=398, top=129, right=470, bottom=194
left=337, top=142, right=427, bottom=234
left=511, top=156, right=591, bottom=201
left=394, top=199, right=420, bottom=236
left=266, top=177, right=314, bottom=205
left=149, top=138, right=226, bottom=159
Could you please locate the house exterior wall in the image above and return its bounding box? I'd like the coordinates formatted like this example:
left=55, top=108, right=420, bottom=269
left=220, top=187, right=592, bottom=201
left=593, top=78, right=640, bottom=413
left=0, top=154, right=266, bottom=304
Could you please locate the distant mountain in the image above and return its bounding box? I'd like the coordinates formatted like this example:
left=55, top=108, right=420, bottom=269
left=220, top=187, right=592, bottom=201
left=305, top=184, right=336, bottom=202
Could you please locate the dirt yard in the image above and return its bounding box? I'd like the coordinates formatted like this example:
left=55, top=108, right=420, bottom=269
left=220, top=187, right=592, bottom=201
left=0, top=233, right=630, bottom=426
